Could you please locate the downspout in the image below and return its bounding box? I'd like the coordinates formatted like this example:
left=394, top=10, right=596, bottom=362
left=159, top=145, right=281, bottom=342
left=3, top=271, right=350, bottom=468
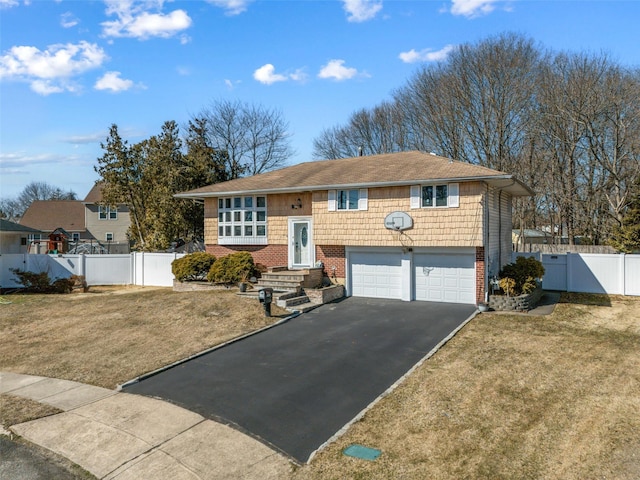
left=483, top=183, right=490, bottom=303
left=498, top=189, right=502, bottom=269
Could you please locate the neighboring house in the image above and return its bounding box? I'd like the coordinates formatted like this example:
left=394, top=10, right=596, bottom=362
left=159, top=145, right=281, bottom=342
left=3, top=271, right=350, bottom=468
left=18, top=184, right=131, bottom=253
left=176, top=151, right=533, bottom=304
left=512, top=229, right=553, bottom=248
left=83, top=183, right=131, bottom=249
left=20, top=200, right=89, bottom=252
left=0, top=218, right=43, bottom=254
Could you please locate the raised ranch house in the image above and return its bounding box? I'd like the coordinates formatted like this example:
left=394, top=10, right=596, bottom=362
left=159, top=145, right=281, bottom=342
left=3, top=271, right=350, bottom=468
left=176, top=151, right=532, bottom=304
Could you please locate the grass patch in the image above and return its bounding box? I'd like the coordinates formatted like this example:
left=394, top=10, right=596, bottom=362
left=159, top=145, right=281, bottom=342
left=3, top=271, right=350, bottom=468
left=2, top=288, right=638, bottom=479
left=294, top=294, right=640, bottom=480
left=0, top=287, right=287, bottom=389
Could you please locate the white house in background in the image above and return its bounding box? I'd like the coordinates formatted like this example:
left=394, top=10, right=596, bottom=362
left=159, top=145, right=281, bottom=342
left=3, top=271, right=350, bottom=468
left=0, top=219, right=43, bottom=254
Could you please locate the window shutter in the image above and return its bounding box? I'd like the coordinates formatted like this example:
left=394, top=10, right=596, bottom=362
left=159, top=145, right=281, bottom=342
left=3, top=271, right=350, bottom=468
left=448, top=183, right=459, bottom=208
left=358, top=189, right=368, bottom=210
left=410, top=185, right=421, bottom=209
left=328, top=190, right=337, bottom=211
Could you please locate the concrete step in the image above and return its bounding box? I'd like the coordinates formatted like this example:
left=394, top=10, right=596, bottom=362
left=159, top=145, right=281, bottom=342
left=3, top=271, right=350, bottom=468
left=257, top=279, right=303, bottom=292
left=261, top=272, right=308, bottom=282
left=276, top=294, right=310, bottom=308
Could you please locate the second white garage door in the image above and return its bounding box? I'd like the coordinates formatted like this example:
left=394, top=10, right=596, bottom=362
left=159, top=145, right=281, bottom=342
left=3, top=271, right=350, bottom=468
left=350, top=251, right=402, bottom=299
left=414, top=253, right=476, bottom=304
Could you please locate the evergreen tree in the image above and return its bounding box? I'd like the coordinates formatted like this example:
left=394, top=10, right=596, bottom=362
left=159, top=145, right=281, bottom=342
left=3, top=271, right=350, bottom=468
left=610, top=185, right=640, bottom=253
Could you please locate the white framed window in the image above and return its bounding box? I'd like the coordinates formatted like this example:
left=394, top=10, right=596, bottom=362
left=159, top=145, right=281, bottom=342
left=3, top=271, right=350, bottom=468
left=28, top=233, right=41, bottom=242
left=105, top=232, right=114, bottom=242
left=99, top=206, right=117, bottom=220
left=217, top=196, right=267, bottom=245
left=328, top=189, right=368, bottom=211
left=410, top=183, right=459, bottom=209
left=72, top=233, right=80, bottom=242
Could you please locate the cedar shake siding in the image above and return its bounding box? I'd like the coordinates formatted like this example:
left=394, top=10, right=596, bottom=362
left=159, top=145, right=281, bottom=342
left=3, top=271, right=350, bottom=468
left=312, top=183, right=484, bottom=248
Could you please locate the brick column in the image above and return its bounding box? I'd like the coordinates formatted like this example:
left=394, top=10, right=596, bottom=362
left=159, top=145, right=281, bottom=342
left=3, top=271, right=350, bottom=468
left=476, top=246, right=485, bottom=304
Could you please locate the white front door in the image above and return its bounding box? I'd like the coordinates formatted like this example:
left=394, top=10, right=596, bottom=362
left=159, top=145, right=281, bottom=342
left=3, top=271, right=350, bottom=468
left=288, top=218, right=313, bottom=268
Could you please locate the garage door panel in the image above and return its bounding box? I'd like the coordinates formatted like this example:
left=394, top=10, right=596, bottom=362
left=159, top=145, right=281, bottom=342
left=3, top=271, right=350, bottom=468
left=414, top=253, right=475, bottom=305
left=351, top=252, right=402, bottom=300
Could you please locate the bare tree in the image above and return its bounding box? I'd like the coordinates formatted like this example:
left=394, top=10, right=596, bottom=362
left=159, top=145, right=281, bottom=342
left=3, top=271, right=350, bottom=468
left=312, top=32, right=640, bottom=244
left=194, top=100, right=294, bottom=178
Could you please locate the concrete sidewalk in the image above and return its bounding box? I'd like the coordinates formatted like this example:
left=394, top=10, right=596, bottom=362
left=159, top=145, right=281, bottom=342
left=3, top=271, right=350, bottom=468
left=1, top=372, right=292, bottom=480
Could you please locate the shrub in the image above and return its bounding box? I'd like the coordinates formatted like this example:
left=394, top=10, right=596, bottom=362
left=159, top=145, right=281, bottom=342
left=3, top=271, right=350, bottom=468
left=207, top=251, right=255, bottom=285
left=172, top=252, right=216, bottom=282
left=51, top=277, right=75, bottom=294
left=10, top=268, right=75, bottom=294
left=499, top=277, right=516, bottom=297
left=498, top=256, right=545, bottom=296
left=10, top=269, right=52, bottom=293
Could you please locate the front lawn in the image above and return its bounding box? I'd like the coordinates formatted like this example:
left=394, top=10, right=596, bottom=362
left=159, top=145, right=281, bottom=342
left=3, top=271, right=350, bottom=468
left=2, top=289, right=638, bottom=479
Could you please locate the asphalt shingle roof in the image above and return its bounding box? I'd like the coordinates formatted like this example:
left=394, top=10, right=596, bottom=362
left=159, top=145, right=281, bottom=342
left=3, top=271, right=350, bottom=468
left=177, top=151, right=532, bottom=198
left=0, top=218, right=42, bottom=233
left=19, top=201, right=86, bottom=233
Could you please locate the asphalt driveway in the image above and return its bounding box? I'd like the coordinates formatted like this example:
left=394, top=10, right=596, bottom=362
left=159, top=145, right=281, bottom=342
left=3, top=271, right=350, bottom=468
left=124, top=297, right=476, bottom=462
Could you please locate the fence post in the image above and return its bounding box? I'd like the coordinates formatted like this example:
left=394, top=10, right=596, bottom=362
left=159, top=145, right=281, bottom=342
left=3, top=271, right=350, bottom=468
left=620, top=253, right=626, bottom=295
left=566, top=253, right=573, bottom=293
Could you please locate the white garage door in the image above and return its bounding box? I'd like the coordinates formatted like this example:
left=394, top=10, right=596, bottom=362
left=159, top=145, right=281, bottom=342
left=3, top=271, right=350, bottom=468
left=350, top=251, right=402, bottom=299
left=414, top=253, right=475, bottom=304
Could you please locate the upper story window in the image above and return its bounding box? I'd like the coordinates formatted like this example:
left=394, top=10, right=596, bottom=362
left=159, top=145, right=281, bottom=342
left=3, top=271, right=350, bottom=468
left=338, top=190, right=359, bottom=210
left=411, top=183, right=459, bottom=209
left=99, top=206, right=117, bottom=220
left=422, top=185, right=448, bottom=207
left=328, top=189, right=368, bottom=211
left=217, top=196, right=267, bottom=245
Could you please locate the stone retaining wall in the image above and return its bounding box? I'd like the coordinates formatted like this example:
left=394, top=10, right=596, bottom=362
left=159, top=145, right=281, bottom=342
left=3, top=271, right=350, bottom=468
left=489, top=284, right=543, bottom=311
left=305, top=284, right=345, bottom=304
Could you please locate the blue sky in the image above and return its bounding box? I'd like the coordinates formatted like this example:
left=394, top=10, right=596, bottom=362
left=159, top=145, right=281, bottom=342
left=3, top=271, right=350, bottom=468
left=1, top=0, right=639, bottom=200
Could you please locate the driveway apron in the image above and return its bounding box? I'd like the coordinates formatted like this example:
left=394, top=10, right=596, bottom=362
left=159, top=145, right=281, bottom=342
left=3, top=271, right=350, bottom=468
left=124, top=297, right=475, bottom=462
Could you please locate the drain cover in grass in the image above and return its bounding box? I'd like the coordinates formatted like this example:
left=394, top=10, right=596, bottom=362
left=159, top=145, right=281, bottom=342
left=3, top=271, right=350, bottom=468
left=343, top=444, right=381, bottom=461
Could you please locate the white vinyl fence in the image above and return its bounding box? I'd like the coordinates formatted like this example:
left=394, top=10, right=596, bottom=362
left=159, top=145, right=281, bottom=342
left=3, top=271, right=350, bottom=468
left=513, top=252, right=640, bottom=296
left=0, top=253, right=185, bottom=289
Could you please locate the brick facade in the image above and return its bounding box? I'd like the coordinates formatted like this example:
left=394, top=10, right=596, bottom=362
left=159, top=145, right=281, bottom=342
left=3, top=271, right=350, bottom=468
left=475, top=246, right=485, bottom=304
left=316, top=245, right=346, bottom=280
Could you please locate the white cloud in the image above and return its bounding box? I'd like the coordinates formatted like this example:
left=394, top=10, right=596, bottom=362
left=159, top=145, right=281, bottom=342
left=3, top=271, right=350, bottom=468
left=289, top=68, right=308, bottom=83
left=63, top=132, right=107, bottom=144
left=224, top=78, right=242, bottom=90
left=102, top=0, right=192, bottom=40
left=342, top=0, right=382, bottom=22
left=252, top=64, right=307, bottom=85
left=60, top=11, right=79, bottom=28
left=0, top=0, right=19, bottom=8
left=318, top=59, right=362, bottom=81
left=253, top=64, right=287, bottom=85
left=449, top=0, right=498, bottom=17
left=206, top=0, right=252, bottom=16
left=0, top=41, right=107, bottom=95
left=399, top=44, right=455, bottom=63
left=94, top=71, right=135, bottom=92
left=30, top=80, right=65, bottom=95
